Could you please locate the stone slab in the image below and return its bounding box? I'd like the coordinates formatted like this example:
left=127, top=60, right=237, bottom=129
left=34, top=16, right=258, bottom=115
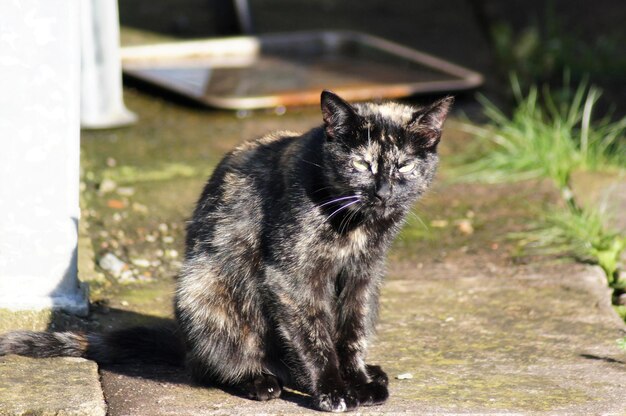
left=0, top=356, right=106, bottom=416
left=571, top=171, right=626, bottom=232
left=97, top=261, right=626, bottom=415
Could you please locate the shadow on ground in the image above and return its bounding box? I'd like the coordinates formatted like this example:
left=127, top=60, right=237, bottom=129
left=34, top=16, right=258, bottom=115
left=82, top=306, right=318, bottom=413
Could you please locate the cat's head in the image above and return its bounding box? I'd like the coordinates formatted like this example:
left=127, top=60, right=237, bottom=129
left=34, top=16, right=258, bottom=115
left=320, top=90, right=452, bottom=219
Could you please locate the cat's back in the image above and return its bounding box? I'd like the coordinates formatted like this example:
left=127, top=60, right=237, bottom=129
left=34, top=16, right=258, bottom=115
left=197, top=129, right=303, bottom=197
left=186, top=130, right=307, bottom=253
left=216, top=130, right=305, bottom=185
left=233, top=130, right=302, bottom=156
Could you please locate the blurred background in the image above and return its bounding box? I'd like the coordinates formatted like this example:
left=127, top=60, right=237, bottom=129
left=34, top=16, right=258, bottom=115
left=118, top=0, right=626, bottom=115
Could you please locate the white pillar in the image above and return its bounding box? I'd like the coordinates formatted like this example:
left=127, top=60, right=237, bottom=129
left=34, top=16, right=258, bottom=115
left=81, top=0, right=137, bottom=129
left=0, top=0, right=88, bottom=316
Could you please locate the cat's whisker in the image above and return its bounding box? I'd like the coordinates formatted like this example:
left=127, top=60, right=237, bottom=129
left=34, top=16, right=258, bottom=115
left=312, top=186, right=334, bottom=194
left=339, top=211, right=352, bottom=234
left=280, top=358, right=294, bottom=371
left=324, top=199, right=360, bottom=223
left=300, top=159, right=323, bottom=169
left=339, top=203, right=362, bottom=234
left=317, top=195, right=360, bottom=208
left=408, top=209, right=428, bottom=230
left=342, top=199, right=366, bottom=233
left=338, top=207, right=353, bottom=234
left=414, top=215, right=428, bottom=231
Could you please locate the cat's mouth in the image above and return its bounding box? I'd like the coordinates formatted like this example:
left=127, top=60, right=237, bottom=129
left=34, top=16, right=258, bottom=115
left=370, top=201, right=395, bottom=218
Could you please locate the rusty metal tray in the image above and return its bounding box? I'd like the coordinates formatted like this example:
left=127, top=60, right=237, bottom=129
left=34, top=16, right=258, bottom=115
left=121, top=30, right=483, bottom=110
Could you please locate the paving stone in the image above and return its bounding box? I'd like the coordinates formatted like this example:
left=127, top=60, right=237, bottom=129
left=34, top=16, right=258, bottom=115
left=96, top=261, right=626, bottom=415
left=0, top=355, right=106, bottom=416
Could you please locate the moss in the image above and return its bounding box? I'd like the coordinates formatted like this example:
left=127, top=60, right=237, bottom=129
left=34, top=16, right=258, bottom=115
left=100, top=162, right=213, bottom=185
left=402, top=373, right=589, bottom=410
left=113, top=280, right=175, bottom=318
left=0, top=309, right=53, bottom=332
left=0, top=356, right=105, bottom=416
left=391, top=178, right=560, bottom=262
left=367, top=270, right=622, bottom=412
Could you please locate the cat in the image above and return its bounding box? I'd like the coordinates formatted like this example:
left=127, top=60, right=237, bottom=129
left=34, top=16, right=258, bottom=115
left=0, top=90, right=452, bottom=412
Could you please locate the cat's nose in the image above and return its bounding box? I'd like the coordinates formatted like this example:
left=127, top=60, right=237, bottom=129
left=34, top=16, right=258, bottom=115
left=374, top=181, right=392, bottom=203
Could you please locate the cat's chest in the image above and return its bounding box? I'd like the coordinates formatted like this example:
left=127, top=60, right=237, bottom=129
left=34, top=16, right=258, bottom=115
left=334, top=227, right=370, bottom=262
left=287, top=220, right=383, bottom=273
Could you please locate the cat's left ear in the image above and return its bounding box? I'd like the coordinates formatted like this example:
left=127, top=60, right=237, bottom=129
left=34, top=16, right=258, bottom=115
left=407, top=96, right=454, bottom=148
left=321, top=90, right=362, bottom=141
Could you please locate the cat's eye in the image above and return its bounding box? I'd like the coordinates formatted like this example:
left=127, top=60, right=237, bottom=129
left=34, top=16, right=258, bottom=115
left=398, top=162, right=416, bottom=173
left=352, top=159, right=369, bottom=172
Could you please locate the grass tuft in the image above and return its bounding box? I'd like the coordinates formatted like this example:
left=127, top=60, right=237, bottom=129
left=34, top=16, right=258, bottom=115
left=618, top=336, right=626, bottom=350
left=462, top=76, right=626, bottom=194
left=513, top=208, right=625, bottom=284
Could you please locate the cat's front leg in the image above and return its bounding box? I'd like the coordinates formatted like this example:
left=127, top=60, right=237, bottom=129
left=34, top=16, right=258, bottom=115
left=313, top=363, right=359, bottom=413
left=268, top=280, right=359, bottom=412
left=357, top=364, right=389, bottom=406
left=285, top=315, right=359, bottom=412
left=335, top=269, right=389, bottom=406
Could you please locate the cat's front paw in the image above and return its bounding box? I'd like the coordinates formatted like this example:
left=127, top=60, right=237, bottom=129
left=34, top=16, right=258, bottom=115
left=241, top=373, right=282, bottom=401
left=365, top=364, right=389, bottom=387
left=356, top=381, right=388, bottom=406
left=314, top=388, right=359, bottom=413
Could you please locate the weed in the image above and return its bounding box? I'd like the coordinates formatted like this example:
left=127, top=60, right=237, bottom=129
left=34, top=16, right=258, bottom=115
left=462, top=76, right=626, bottom=210
left=618, top=336, right=626, bottom=351
left=514, top=208, right=625, bottom=285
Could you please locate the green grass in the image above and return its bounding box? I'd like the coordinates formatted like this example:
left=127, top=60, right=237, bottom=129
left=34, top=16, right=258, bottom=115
left=514, top=208, right=625, bottom=284
left=462, top=77, right=626, bottom=193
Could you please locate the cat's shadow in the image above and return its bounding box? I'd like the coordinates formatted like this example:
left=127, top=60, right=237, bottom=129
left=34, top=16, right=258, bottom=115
left=100, top=361, right=313, bottom=410
left=53, top=306, right=315, bottom=411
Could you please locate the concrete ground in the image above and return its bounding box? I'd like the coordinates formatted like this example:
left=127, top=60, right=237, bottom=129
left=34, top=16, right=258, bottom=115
left=2, top=2, right=626, bottom=413
left=3, top=86, right=625, bottom=414
left=96, top=261, right=626, bottom=415
left=84, top=89, right=626, bottom=415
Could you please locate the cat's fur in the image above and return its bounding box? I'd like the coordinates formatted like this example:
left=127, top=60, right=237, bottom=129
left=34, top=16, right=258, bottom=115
left=0, top=91, right=452, bottom=412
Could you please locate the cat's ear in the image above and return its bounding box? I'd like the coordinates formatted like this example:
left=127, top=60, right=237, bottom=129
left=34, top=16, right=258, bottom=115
left=407, top=96, right=454, bottom=148
left=321, top=90, right=361, bottom=140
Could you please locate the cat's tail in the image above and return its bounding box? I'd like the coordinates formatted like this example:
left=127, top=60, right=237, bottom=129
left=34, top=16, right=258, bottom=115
left=0, top=326, right=185, bottom=366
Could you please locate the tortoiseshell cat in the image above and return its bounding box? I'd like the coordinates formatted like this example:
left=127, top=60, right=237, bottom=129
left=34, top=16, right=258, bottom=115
left=0, top=91, right=452, bottom=412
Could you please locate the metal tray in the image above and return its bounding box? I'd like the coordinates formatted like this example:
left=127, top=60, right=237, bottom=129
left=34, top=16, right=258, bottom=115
left=121, top=30, right=483, bottom=110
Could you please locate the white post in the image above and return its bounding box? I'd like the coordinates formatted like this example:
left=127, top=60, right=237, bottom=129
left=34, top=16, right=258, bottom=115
left=81, top=0, right=137, bottom=129
left=0, top=0, right=88, bottom=316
